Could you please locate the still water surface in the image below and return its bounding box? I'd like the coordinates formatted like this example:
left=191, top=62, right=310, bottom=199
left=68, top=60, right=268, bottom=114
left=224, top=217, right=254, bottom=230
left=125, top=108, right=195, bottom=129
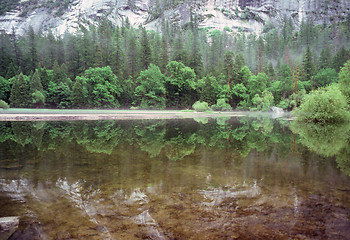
left=0, top=117, right=350, bottom=239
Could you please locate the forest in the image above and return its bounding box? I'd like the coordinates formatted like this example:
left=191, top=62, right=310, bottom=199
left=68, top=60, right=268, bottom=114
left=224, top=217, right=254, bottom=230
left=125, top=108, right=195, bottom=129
left=1, top=14, right=350, bottom=111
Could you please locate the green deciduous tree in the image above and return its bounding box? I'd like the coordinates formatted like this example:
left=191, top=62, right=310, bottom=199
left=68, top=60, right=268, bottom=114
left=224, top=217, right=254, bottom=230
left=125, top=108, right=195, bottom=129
left=134, top=64, right=166, bottom=109
left=339, top=59, right=350, bottom=103
left=165, top=61, right=197, bottom=108
left=311, top=68, right=337, bottom=89
left=82, top=66, right=121, bottom=108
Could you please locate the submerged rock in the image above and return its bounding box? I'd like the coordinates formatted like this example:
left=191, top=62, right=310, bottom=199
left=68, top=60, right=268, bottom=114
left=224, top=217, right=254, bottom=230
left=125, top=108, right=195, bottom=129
left=0, top=216, right=19, bottom=240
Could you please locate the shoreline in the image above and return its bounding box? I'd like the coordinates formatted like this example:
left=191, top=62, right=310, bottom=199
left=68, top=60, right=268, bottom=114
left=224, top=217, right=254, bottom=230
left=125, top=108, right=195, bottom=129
left=0, top=109, right=291, bottom=121
left=0, top=109, right=247, bottom=121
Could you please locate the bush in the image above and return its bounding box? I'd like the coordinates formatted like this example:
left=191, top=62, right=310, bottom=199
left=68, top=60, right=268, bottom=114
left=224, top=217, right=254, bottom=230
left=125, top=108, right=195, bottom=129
left=339, top=59, right=350, bottom=103
left=192, top=101, right=210, bottom=112
left=0, top=100, right=9, bottom=109
left=211, top=99, right=232, bottom=111
left=294, top=84, right=350, bottom=123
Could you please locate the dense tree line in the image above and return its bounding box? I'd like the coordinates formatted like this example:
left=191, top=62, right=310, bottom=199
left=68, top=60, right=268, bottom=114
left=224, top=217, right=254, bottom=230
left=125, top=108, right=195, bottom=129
left=0, top=16, right=350, bottom=110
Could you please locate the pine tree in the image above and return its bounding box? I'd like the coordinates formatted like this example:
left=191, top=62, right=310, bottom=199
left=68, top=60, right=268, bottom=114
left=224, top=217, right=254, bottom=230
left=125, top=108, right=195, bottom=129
left=126, top=30, right=138, bottom=79
left=189, top=24, right=203, bottom=76
left=28, top=26, right=38, bottom=72
left=47, top=30, right=57, bottom=68
left=11, top=27, right=23, bottom=71
left=256, top=36, right=265, bottom=73
left=0, top=33, right=13, bottom=77
left=57, top=37, right=65, bottom=66
left=333, top=46, right=349, bottom=72
left=301, top=46, right=315, bottom=82
left=318, top=47, right=332, bottom=70
left=161, top=36, right=169, bottom=73
left=172, top=31, right=187, bottom=64
left=140, top=27, right=152, bottom=70
left=30, top=70, right=45, bottom=108
left=10, top=73, right=31, bottom=107
left=223, top=50, right=234, bottom=87
left=112, top=28, right=125, bottom=77
left=71, top=77, right=87, bottom=108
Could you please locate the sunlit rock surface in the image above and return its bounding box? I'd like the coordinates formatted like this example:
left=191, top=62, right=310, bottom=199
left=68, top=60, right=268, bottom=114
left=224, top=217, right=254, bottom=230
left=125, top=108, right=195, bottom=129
left=0, top=0, right=349, bottom=35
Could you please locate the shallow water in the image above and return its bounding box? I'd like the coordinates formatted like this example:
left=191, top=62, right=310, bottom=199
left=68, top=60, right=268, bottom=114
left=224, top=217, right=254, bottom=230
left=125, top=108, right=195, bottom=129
left=0, top=117, right=350, bottom=239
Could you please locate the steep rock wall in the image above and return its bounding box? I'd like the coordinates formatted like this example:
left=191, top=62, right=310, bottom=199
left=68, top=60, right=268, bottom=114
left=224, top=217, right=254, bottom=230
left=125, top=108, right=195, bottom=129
left=0, top=0, right=349, bottom=35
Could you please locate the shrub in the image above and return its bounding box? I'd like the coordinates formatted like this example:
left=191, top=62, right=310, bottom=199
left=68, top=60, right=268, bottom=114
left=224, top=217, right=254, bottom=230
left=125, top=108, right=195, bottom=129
left=0, top=100, right=9, bottom=109
left=192, top=101, right=210, bottom=112
left=211, top=99, right=232, bottom=111
left=339, top=60, right=350, bottom=103
left=294, top=84, right=350, bottom=123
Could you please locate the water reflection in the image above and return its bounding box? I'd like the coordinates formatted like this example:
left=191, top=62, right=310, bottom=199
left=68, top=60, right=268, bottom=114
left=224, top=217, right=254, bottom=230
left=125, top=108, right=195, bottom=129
left=0, top=118, right=349, bottom=239
left=290, top=121, right=350, bottom=176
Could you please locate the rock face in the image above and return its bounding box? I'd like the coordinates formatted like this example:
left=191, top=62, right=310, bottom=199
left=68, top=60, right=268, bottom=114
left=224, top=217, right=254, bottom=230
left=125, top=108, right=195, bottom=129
left=0, top=0, right=349, bottom=35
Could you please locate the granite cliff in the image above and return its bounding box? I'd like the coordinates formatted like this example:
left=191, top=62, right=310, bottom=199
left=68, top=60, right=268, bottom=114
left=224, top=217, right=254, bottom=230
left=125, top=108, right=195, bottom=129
left=0, top=0, right=349, bottom=35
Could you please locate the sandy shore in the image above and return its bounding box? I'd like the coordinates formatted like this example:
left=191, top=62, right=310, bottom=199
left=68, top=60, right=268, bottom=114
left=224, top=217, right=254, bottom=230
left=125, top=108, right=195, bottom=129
left=0, top=110, right=248, bottom=121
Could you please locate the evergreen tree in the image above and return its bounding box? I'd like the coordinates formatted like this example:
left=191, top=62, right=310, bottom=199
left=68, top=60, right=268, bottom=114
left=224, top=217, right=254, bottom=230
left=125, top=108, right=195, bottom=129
left=65, top=33, right=81, bottom=78
left=112, top=28, right=125, bottom=77
left=140, top=27, right=152, bottom=70
left=301, top=46, right=315, bottom=82
left=0, top=33, right=13, bottom=77
left=11, top=27, right=23, bottom=71
left=27, top=26, right=38, bottom=72
left=10, top=73, right=31, bottom=107
left=126, top=30, right=138, bottom=79
left=172, top=31, right=187, bottom=64
left=30, top=70, right=45, bottom=108
left=189, top=30, right=203, bottom=76
left=333, top=46, right=349, bottom=72
left=57, top=37, right=65, bottom=66
left=318, top=47, right=332, bottom=70
left=256, top=36, right=265, bottom=73
left=47, top=30, right=57, bottom=67
left=161, top=36, right=169, bottom=73
left=223, top=51, right=234, bottom=87
left=71, top=77, right=88, bottom=108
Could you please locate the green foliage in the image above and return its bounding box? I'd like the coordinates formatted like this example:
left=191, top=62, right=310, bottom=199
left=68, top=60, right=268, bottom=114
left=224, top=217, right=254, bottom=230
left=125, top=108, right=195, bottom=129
left=9, top=73, right=31, bottom=108
left=339, top=59, right=350, bottom=102
left=83, top=66, right=121, bottom=108
left=311, top=68, right=337, bottom=88
left=134, top=64, right=166, bottom=109
left=31, top=90, right=45, bottom=107
left=211, top=99, right=232, bottom=111
left=290, top=121, right=350, bottom=158
left=197, top=76, right=222, bottom=105
left=0, top=100, right=9, bottom=109
left=192, top=101, right=210, bottom=112
left=251, top=90, right=274, bottom=111
left=71, top=77, right=88, bottom=108
left=0, top=76, right=12, bottom=103
left=295, top=84, right=350, bottom=123
left=46, top=82, right=72, bottom=108
left=166, top=61, right=197, bottom=108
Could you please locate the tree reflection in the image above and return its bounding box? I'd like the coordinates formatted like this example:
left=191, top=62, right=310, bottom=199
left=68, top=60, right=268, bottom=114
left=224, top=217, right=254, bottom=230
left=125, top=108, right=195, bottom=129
left=0, top=117, right=313, bottom=165
left=290, top=122, right=350, bottom=157
left=290, top=121, right=350, bottom=176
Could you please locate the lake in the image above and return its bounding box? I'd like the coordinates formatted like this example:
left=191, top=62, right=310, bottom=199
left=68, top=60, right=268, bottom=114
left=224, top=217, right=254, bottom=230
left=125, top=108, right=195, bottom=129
left=0, top=117, right=350, bottom=239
